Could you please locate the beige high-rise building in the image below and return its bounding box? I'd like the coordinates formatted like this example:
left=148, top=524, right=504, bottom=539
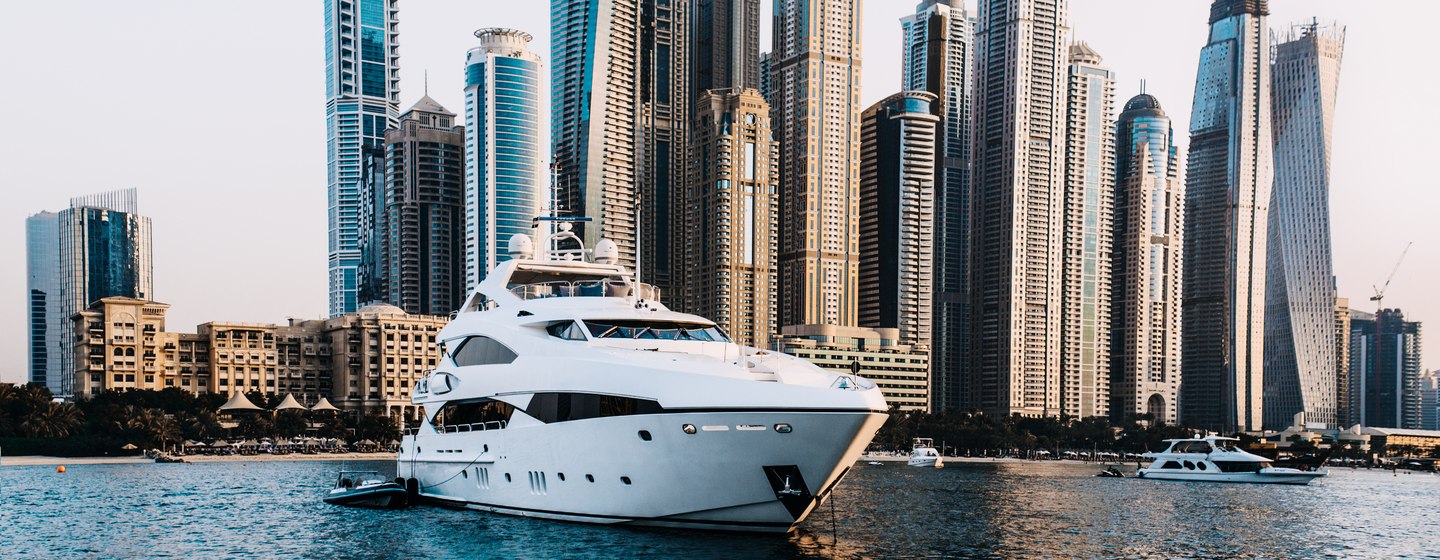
left=682, top=88, right=777, bottom=347
left=1060, top=43, right=1115, bottom=419
left=1112, top=92, right=1183, bottom=425
left=772, top=0, right=863, bottom=328
left=1335, top=297, right=1352, bottom=425
left=968, top=0, right=1070, bottom=417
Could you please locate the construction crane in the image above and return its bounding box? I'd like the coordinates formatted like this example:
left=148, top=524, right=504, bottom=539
left=1369, top=241, right=1413, bottom=312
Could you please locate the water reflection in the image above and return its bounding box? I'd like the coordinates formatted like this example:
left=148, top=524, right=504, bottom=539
left=1, top=459, right=1436, bottom=558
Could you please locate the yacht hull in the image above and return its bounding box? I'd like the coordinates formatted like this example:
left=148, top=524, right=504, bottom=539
left=398, top=410, right=886, bottom=533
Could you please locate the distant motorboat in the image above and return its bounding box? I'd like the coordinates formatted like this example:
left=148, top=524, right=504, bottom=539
left=1095, top=466, right=1125, bottom=478
left=908, top=438, right=943, bottom=468
left=324, top=471, right=408, bottom=509
left=1137, top=435, right=1326, bottom=485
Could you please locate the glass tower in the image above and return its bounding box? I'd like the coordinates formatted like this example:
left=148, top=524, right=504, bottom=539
left=1061, top=43, right=1115, bottom=419
left=1113, top=93, right=1183, bottom=425
left=56, top=189, right=153, bottom=397
left=464, top=29, right=543, bottom=288
left=26, top=211, right=60, bottom=390
left=900, top=0, right=973, bottom=413
left=325, top=0, right=400, bottom=316
left=1180, top=0, right=1273, bottom=432
left=1349, top=309, right=1424, bottom=429
left=1263, top=21, right=1346, bottom=430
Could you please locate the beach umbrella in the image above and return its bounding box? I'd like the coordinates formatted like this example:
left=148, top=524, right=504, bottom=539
left=273, top=394, right=306, bottom=411
left=121, top=443, right=138, bottom=450
left=218, top=392, right=264, bottom=412
left=309, top=397, right=340, bottom=413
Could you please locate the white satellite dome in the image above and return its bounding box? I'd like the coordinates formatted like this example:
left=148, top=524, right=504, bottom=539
left=593, top=239, right=619, bottom=264
left=508, top=233, right=534, bottom=259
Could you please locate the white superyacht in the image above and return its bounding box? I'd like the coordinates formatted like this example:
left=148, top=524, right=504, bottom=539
left=396, top=222, right=889, bottom=532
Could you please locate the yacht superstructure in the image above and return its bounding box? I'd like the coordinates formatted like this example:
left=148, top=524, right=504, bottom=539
left=395, top=223, right=888, bottom=532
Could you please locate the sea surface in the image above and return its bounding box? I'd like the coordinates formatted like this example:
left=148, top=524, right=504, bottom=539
left=2, top=458, right=1437, bottom=559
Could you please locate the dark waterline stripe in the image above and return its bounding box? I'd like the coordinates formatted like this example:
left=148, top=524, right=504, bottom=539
left=424, top=495, right=795, bottom=529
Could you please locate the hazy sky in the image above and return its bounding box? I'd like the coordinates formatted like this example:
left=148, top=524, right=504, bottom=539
left=2, top=1, right=1434, bottom=384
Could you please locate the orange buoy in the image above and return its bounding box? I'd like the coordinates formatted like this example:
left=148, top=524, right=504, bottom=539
left=57, top=465, right=66, bottom=473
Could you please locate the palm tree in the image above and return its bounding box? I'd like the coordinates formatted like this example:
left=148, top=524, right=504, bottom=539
left=20, top=401, right=84, bottom=438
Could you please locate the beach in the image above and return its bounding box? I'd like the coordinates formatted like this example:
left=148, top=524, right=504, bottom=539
left=0, top=452, right=397, bottom=468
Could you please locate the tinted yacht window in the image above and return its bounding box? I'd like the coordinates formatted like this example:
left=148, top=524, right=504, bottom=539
left=583, top=320, right=730, bottom=342
left=450, top=336, right=517, bottom=366
left=546, top=321, right=589, bottom=341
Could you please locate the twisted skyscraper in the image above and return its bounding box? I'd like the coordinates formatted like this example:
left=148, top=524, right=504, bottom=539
left=1263, top=22, right=1346, bottom=430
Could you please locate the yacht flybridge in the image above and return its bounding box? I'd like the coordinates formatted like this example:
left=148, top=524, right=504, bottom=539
left=396, top=222, right=888, bottom=532
left=1137, top=435, right=1326, bottom=485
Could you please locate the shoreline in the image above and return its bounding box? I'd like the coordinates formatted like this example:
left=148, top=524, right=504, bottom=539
left=0, top=453, right=397, bottom=468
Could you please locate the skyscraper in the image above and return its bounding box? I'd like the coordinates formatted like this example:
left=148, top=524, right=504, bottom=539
left=859, top=92, right=938, bottom=384
left=1112, top=93, right=1183, bottom=425
left=772, top=0, right=863, bottom=328
left=324, top=0, right=401, bottom=316
left=968, top=0, right=1069, bottom=417
left=26, top=211, right=60, bottom=389
left=551, top=0, right=688, bottom=291
left=57, top=189, right=153, bottom=397
left=694, top=0, right=760, bottom=92
left=900, top=0, right=973, bottom=412
left=1180, top=0, right=1273, bottom=432
left=1061, top=43, right=1114, bottom=419
left=1263, top=21, right=1346, bottom=430
left=381, top=97, right=466, bottom=315
left=464, top=29, right=543, bottom=287
left=758, top=51, right=773, bottom=106
left=682, top=88, right=777, bottom=347
left=1349, top=309, right=1424, bottom=429
left=1335, top=297, right=1353, bottom=425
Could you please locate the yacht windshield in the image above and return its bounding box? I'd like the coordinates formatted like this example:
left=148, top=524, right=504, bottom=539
left=584, top=320, right=730, bottom=342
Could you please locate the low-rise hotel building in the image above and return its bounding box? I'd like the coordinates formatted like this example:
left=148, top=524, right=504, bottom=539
left=71, top=299, right=443, bottom=421
left=774, top=324, right=929, bottom=411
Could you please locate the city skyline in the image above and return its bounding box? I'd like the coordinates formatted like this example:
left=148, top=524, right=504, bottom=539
left=3, top=0, right=1436, bottom=384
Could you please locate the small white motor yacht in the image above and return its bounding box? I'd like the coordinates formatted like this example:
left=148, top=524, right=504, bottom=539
left=1137, top=435, right=1326, bottom=485
left=908, top=438, right=943, bottom=468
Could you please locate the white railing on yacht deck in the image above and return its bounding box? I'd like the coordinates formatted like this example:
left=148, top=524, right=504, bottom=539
left=508, top=280, right=662, bottom=302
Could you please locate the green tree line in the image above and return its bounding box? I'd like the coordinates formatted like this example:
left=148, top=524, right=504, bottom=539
left=0, top=383, right=399, bottom=457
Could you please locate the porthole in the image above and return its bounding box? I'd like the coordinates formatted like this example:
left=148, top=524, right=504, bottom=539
left=483, top=444, right=489, bottom=453
left=774, top=423, right=793, bottom=433
left=620, top=476, right=632, bottom=485
left=586, top=474, right=595, bottom=483
left=504, top=473, right=512, bottom=482
left=638, top=430, right=652, bottom=441
left=558, top=473, right=566, bottom=481
left=1197, top=462, right=1207, bottom=471
left=462, top=470, right=469, bottom=479
left=682, top=424, right=697, bottom=434
left=1183, top=461, right=1194, bottom=470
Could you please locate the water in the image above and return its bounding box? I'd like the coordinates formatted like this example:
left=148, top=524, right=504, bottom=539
left=2, top=459, right=1437, bottom=558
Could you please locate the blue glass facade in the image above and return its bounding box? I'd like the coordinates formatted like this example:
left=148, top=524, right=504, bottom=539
left=325, top=0, right=399, bottom=316
left=465, top=30, right=543, bottom=288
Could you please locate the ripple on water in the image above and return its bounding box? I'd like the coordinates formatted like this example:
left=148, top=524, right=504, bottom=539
left=1, top=460, right=1438, bottom=558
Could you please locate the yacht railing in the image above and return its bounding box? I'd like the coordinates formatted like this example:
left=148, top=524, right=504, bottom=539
left=435, top=420, right=508, bottom=434
left=508, top=280, right=661, bottom=302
